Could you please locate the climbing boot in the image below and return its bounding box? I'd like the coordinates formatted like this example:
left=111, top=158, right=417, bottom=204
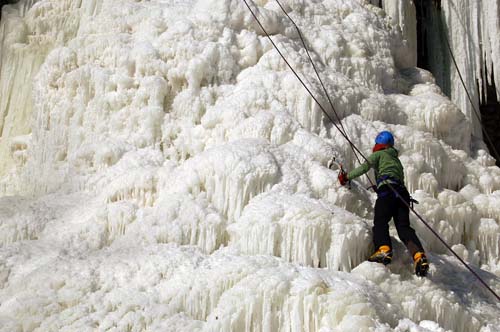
left=368, top=245, right=393, bottom=265
left=414, top=252, right=429, bottom=277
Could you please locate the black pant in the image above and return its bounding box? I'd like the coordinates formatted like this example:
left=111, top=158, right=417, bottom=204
left=373, top=185, right=424, bottom=257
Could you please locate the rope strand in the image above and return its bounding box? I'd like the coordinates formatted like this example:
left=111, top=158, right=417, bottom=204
left=241, top=0, right=370, bottom=162
left=274, top=0, right=376, bottom=188
left=385, top=182, right=500, bottom=302
left=442, top=33, right=500, bottom=162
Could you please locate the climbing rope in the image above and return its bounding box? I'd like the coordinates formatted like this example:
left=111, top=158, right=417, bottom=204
left=274, top=1, right=348, bottom=136
left=380, top=0, right=499, bottom=163
left=415, top=0, right=500, bottom=162
left=241, top=0, right=500, bottom=302
left=386, top=180, right=500, bottom=302
left=273, top=0, right=376, bottom=189
left=441, top=26, right=500, bottom=163
left=241, top=0, right=370, bottom=163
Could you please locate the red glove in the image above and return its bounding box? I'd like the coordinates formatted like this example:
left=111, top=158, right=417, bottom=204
left=338, top=170, right=349, bottom=186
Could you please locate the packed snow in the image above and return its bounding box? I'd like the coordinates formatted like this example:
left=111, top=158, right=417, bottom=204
left=0, top=0, right=499, bottom=331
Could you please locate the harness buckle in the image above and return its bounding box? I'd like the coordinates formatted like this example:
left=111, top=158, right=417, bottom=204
left=409, top=197, right=419, bottom=209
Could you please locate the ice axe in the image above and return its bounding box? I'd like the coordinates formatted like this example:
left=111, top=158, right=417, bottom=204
left=328, top=157, right=377, bottom=192
left=328, top=157, right=351, bottom=190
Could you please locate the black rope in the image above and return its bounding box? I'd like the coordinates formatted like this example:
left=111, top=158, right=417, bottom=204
left=241, top=0, right=500, bottom=302
left=442, top=31, right=500, bottom=163
left=385, top=182, right=500, bottom=302
left=274, top=0, right=376, bottom=188
left=274, top=1, right=348, bottom=136
left=241, top=0, right=370, bottom=163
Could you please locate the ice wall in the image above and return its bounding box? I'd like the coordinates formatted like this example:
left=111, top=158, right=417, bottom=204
left=379, top=0, right=418, bottom=68
left=421, top=0, right=500, bottom=136
left=0, top=0, right=499, bottom=331
left=0, top=0, right=86, bottom=182
left=377, top=0, right=500, bottom=138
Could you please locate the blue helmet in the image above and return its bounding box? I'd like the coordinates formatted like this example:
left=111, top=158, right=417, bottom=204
left=375, top=131, right=394, bottom=146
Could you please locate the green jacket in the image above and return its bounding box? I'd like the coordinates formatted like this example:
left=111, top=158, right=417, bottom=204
left=347, top=147, right=404, bottom=188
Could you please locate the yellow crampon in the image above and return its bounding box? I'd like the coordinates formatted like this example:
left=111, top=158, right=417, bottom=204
left=368, top=245, right=393, bottom=265
left=414, top=252, right=429, bottom=277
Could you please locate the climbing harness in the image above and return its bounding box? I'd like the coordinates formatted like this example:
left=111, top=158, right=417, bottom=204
left=241, top=0, right=500, bottom=302
left=376, top=174, right=402, bottom=187
left=375, top=175, right=419, bottom=208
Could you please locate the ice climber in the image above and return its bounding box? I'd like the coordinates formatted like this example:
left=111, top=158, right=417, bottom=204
left=337, top=131, right=429, bottom=277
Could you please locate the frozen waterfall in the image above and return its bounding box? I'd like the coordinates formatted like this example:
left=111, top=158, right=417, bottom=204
left=0, top=0, right=499, bottom=331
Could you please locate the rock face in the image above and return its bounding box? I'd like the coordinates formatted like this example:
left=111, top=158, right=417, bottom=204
left=0, top=1, right=18, bottom=19
left=0, top=1, right=499, bottom=331
left=415, top=0, right=500, bottom=138
left=480, top=81, right=500, bottom=166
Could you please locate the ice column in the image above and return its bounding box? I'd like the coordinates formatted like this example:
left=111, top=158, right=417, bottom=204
left=381, top=0, right=418, bottom=68
left=0, top=0, right=83, bottom=179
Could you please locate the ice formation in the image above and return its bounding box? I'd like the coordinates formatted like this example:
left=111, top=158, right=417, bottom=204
left=0, top=0, right=499, bottom=331
left=417, top=0, right=500, bottom=136
left=374, top=0, right=500, bottom=137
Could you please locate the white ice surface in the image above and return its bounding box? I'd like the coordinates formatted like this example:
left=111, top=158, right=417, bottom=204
left=0, top=0, right=499, bottom=331
left=424, top=0, right=500, bottom=137
left=376, top=0, right=500, bottom=138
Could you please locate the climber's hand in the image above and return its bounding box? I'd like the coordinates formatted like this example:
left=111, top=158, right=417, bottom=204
left=338, top=170, right=348, bottom=186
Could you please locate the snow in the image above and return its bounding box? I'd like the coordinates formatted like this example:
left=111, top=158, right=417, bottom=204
left=0, top=0, right=499, bottom=331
